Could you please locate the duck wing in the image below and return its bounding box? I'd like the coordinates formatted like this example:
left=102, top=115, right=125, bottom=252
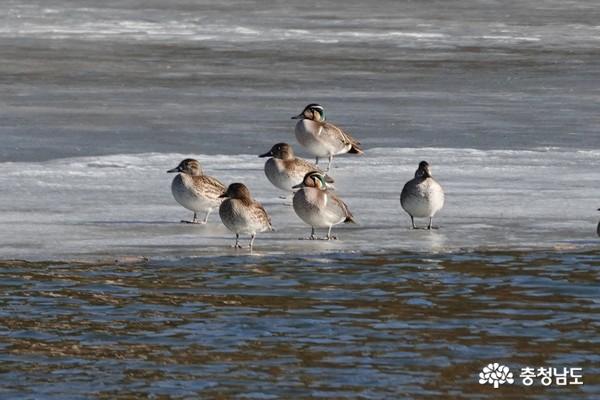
left=192, top=175, right=226, bottom=199
left=322, top=121, right=363, bottom=154
left=254, top=202, right=273, bottom=231
left=328, top=191, right=356, bottom=223
left=286, top=157, right=334, bottom=183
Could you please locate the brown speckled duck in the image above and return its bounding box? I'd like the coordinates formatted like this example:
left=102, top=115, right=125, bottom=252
left=167, top=159, right=226, bottom=224
left=219, top=183, right=272, bottom=250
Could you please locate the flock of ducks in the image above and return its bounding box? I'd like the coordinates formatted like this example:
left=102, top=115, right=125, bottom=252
left=168, top=103, right=446, bottom=250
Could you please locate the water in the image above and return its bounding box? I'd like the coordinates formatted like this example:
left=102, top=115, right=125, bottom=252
left=1, top=0, right=600, bottom=161
left=1, top=252, right=599, bottom=399
left=2, top=152, right=599, bottom=399
left=1, top=0, right=600, bottom=398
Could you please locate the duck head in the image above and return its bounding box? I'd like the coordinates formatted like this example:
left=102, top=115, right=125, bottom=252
left=259, top=143, right=295, bottom=160
left=293, top=171, right=328, bottom=190
left=415, top=161, right=432, bottom=179
left=219, top=183, right=253, bottom=200
left=167, top=159, right=203, bottom=176
left=291, top=103, right=325, bottom=122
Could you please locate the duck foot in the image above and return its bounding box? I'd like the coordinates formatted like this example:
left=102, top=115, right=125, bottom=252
left=299, top=235, right=337, bottom=241
left=181, top=220, right=206, bottom=224
left=299, top=235, right=318, bottom=240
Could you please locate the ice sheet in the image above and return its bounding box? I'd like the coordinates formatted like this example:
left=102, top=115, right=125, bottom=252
left=1, top=147, right=598, bottom=260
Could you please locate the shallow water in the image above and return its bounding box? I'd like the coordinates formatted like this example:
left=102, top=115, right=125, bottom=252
left=0, top=251, right=598, bottom=399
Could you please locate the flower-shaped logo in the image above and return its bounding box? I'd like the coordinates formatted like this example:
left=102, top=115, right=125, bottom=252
left=479, top=363, right=514, bottom=388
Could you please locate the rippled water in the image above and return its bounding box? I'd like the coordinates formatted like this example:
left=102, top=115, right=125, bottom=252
left=2, top=0, right=600, bottom=162
left=1, top=251, right=598, bottom=398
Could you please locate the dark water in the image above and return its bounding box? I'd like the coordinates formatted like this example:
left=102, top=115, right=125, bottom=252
left=1, top=250, right=598, bottom=399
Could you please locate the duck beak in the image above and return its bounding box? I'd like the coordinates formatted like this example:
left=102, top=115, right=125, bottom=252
left=291, top=113, right=303, bottom=120
left=259, top=151, right=272, bottom=158
left=324, top=175, right=335, bottom=184
left=167, top=167, right=180, bottom=173
left=291, top=183, right=302, bottom=189
left=219, top=192, right=228, bottom=198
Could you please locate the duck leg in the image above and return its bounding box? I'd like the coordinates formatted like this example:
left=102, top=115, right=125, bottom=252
left=326, top=225, right=337, bottom=240
left=410, top=216, right=416, bottom=229
left=249, top=234, right=256, bottom=251
left=232, top=233, right=242, bottom=248
left=315, top=156, right=319, bottom=165
left=299, top=227, right=319, bottom=240
left=181, top=212, right=201, bottom=224
left=427, top=217, right=439, bottom=230
left=301, top=227, right=317, bottom=240
left=202, top=210, right=211, bottom=224
left=326, top=154, right=334, bottom=172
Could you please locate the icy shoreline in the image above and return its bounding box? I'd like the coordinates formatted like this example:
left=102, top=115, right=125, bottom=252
left=0, top=147, right=598, bottom=260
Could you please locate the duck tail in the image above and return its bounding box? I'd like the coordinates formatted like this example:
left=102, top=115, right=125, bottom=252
left=348, top=143, right=364, bottom=155
left=344, top=215, right=356, bottom=224
left=336, top=196, right=356, bottom=223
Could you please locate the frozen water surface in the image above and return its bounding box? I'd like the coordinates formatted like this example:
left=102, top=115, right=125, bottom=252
left=0, top=148, right=598, bottom=260
left=1, top=0, right=600, bottom=162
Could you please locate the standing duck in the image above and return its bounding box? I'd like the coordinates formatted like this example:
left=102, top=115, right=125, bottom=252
left=291, top=103, right=363, bottom=171
left=167, top=158, right=225, bottom=224
left=259, top=142, right=333, bottom=192
left=292, top=171, right=355, bottom=240
left=219, top=183, right=272, bottom=250
left=400, top=161, right=445, bottom=229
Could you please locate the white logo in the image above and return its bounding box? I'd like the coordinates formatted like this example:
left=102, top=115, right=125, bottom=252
left=479, top=363, right=514, bottom=388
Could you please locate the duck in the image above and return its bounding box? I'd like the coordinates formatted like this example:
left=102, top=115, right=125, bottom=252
left=219, top=183, right=272, bottom=250
left=292, top=171, right=355, bottom=240
left=167, top=159, right=225, bottom=224
left=259, top=142, right=333, bottom=192
left=400, top=161, right=445, bottom=229
left=291, top=103, right=363, bottom=171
